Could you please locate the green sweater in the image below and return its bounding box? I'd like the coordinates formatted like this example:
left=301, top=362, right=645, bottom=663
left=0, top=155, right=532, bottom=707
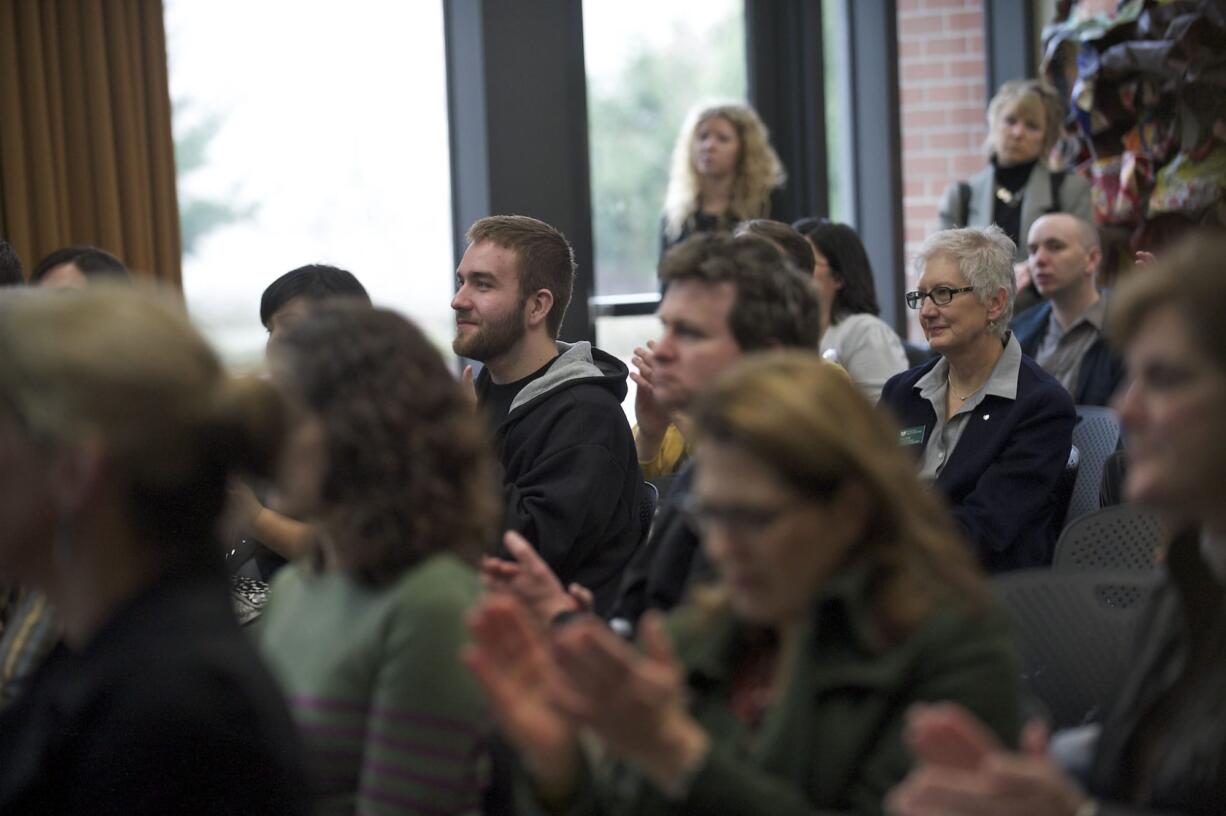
left=257, top=553, right=487, bottom=815
left=525, top=565, right=1023, bottom=816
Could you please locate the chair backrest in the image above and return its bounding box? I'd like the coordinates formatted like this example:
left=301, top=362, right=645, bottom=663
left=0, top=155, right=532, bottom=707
left=1048, top=445, right=1080, bottom=559
left=902, top=340, right=936, bottom=369
left=1066, top=406, right=1122, bottom=525
left=639, top=481, right=660, bottom=544
left=648, top=474, right=677, bottom=505
left=1053, top=504, right=1167, bottom=573
left=993, top=569, right=1157, bottom=730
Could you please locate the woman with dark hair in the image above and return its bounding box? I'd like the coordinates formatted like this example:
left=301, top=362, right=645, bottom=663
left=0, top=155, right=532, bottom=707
left=259, top=263, right=371, bottom=348
left=890, top=232, right=1226, bottom=815
left=256, top=303, right=500, bottom=814
left=0, top=286, right=308, bottom=814
left=29, top=245, right=128, bottom=288
left=468, top=351, right=1021, bottom=815
left=794, top=218, right=908, bottom=403
left=227, top=264, right=373, bottom=582
left=0, top=240, right=22, bottom=287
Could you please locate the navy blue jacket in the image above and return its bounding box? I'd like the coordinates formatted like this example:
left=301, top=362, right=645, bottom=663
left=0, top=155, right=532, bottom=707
left=1011, top=301, right=1125, bottom=407
left=881, top=354, right=1075, bottom=572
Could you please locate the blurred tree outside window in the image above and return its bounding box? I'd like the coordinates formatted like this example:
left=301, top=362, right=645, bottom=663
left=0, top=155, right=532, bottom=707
left=166, top=0, right=454, bottom=369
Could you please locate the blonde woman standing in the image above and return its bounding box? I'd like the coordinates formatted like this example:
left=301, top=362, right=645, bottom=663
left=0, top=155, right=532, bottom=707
left=660, top=102, right=785, bottom=255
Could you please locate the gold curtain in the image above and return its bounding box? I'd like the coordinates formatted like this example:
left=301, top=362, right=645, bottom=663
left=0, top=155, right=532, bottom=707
left=0, top=0, right=181, bottom=286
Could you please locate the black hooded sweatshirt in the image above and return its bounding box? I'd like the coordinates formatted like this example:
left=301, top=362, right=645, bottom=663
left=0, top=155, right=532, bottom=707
left=476, top=340, right=645, bottom=614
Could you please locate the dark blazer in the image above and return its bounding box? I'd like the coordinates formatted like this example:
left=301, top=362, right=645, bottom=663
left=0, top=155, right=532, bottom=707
left=1011, top=301, right=1125, bottom=407
left=881, top=352, right=1075, bottom=572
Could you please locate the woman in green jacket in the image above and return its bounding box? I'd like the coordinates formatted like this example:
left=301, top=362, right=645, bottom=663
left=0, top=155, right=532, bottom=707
left=467, top=351, right=1023, bottom=815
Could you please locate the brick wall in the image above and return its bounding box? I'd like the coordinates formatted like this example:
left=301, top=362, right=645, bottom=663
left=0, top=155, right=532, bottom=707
left=897, top=0, right=988, bottom=339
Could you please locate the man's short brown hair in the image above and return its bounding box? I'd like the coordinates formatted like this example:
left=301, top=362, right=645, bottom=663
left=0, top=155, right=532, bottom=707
left=466, top=215, right=576, bottom=338
left=658, top=232, right=820, bottom=351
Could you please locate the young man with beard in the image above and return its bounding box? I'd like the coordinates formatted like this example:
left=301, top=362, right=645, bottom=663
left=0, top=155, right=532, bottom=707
left=453, top=215, right=643, bottom=614
left=481, top=233, right=827, bottom=634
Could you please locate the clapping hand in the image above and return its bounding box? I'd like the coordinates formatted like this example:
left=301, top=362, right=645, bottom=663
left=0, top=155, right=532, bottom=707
left=887, top=703, right=1090, bottom=816
left=631, top=342, right=672, bottom=460
left=549, top=612, right=710, bottom=793
left=464, top=594, right=582, bottom=800
left=480, top=531, right=591, bottom=627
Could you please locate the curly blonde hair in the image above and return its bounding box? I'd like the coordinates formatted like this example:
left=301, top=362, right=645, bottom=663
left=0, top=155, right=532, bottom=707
left=662, top=101, right=786, bottom=242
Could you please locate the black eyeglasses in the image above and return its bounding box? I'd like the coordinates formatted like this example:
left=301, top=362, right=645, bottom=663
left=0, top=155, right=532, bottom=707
left=905, top=286, right=975, bottom=310
left=680, top=495, right=806, bottom=538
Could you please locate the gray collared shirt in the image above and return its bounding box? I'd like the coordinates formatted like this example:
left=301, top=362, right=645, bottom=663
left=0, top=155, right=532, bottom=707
left=1036, top=297, right=1107, bottom=396
left=913, top=334, right=1023, bottom=481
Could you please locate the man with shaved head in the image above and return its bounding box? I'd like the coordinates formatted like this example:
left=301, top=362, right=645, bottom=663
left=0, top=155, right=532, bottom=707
left=1011, top=213, right=1124, bottom=405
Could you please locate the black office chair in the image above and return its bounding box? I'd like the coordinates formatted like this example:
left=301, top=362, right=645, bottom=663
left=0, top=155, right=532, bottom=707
left=993, top=569, right=1157, bottom=729
left=648, top=474, right=677, bottom=505
left=902, top=340, right=936, bottom=369
left=1053, top=503, right=1167, bottom=574
left=639, top=480, right=660, bottom=543
left=1047, top=445, right=1079, bottom=561
left=1066, top=406, right=1122, bottom=525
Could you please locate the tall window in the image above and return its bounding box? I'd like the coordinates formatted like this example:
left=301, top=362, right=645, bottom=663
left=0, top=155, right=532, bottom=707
left=583, top=0, right=747, bottom=300
left=583, top=0, right=747, bottom=405
left=165, top=0, right=453, bottom=367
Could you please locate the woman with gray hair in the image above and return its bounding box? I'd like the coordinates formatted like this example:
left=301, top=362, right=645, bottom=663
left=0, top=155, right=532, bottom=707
left=880, top=226, right=1074, bottom=571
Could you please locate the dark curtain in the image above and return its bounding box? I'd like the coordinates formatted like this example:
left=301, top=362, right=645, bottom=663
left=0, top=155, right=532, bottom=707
left=0, top=0, right=180, bottom=285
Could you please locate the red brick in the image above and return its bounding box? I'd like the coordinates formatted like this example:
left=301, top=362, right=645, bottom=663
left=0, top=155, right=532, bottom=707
left=904, top=61, right=948, bottom=81
left=951, top=106, right=987, bottom=125
left=948, top=11, right=982, bottom=32
left=925, top=35, right=967, bottom=56
left=900, top=86, right=926, bottom=106
left=900, top=40, right=924, bottom=59
left=966, top=34, right=985, bottom=53
left=906, top=203, right=935, bottom=221
left=898, top=14, right=945, bottom=35
left=927, top=84, right=972, bottom=104
left=904, top=155, right=950, bottom=176
left=952, top=154, right=987, bottom=175
left=949, top=57, right=985, bottom=77
left=906, top=224, right=927, bottom=243
left=928, top=131, right=974, bottom=150
left=905, top=180, right=926, bottom=197
left=903, top=108, right=948, bottom=128
left=903, top=134, right=924, bottom=152
left=923, top=0, right=972, bottom=7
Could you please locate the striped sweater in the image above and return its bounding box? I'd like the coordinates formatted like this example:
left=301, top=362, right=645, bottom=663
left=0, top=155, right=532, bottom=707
left=256, top=553, right=488, bottom=815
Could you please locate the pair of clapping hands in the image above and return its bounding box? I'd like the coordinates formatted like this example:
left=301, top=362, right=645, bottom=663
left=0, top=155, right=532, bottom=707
left=467, top=532, right=710, bottom=801
left=888, top=703, right=1095, bottom=816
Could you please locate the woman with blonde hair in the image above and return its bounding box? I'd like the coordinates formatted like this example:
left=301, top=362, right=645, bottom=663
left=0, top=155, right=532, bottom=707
left=938, top=79, right=1092, bottom=313
left=0, top=286, right=308, bottom=814
left=659, top=101, right=785, bottom=254
left=468, top=351, right=1021, bottom=814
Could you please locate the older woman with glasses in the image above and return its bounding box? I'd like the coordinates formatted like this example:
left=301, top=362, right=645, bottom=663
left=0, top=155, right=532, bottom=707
left=880, top=226, right=1074, bottom=571
left=467, top=352, right=1022, bottom=815
left=889, top=231, right=1226, bottom=816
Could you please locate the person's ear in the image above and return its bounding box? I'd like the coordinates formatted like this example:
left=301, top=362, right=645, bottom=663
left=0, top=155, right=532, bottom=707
left=523, top=289, right=555, bottom=331
left=985, top=286, right=1008, bottom=324
left=1086, top=245, right=1103, bottom=279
